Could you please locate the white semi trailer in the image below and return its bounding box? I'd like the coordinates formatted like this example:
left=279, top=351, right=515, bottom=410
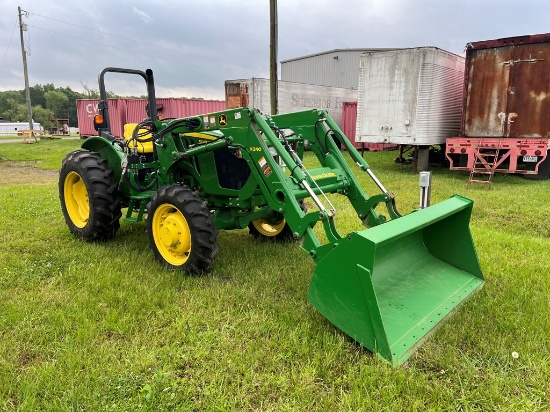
left=355, top=47, right=465, bottom=171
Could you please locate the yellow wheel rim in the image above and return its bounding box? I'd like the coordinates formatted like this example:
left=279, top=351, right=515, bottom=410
left=64, top=171, right=89, bottom=228
left=152, top=203, right=192, bottom=266
left=251, top=218, right=286, bottom=237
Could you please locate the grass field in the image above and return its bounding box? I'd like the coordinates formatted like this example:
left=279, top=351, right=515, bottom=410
left=0, top=135, right=80, bottom=141
left=0, top=139, right=548, bottom=411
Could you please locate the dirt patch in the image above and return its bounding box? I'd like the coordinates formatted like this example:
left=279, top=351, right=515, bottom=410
left=0, top=164, right=59, bottom=186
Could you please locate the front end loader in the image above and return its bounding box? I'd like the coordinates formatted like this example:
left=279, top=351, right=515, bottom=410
left=59, top=68, right=484, bottom=365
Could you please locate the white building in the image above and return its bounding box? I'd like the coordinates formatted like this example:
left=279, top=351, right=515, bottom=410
left=281, top=48, right=394, bottom=89
left=0, top=122, right=42, bottom=134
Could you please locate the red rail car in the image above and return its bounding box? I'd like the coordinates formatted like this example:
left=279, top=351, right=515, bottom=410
left=446, top=33, right=550, bottom=179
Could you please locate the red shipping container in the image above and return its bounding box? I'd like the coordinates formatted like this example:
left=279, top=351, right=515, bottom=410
left=183, top=99, right=225, bottom=116
left=125, top=98, right=225, bottom=122
left=78, top=98, right=226, bottom=139
left=125, top=98, right=186, bottom=122
left=77, top=99, right=127, bottom=138
left=341, top=101, right=358, bottom=146
left=125, top=99, right=148, bottom=124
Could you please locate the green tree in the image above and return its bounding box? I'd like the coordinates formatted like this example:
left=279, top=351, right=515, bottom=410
left=0, top=91, right=25, bottom=120
left=81, top=82, right=100, bottom=99
left=2, top=100, right=27, bottom=122
left=32, top=105, right=54, bottom=130
left=0, top=82, right=121, bottom=127
left=44, top=90, right=69, bottom=117
left=60, top=86, right=85, bottom=127
left=29, top=84, right=46, bottom=108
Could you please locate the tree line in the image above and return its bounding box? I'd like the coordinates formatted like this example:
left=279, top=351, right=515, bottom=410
left=0, top=84, right=118, bottom=130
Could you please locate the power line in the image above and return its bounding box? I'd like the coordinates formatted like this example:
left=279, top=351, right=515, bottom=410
left=28, top=24, right=260, bottom=77
left=29, top=11, right=267, bottom=72
left=0, top=18, right=18, bottom=75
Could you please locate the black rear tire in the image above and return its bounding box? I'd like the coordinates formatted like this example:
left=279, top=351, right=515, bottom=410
left=146, top=185, right=218, bottom=273
left=59, top=150, right=122, bottom=241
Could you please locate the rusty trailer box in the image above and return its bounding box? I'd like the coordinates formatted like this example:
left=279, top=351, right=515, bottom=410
left=461, top=33, right=550, bottom=139
left=446, top=33, right=550, bottom=178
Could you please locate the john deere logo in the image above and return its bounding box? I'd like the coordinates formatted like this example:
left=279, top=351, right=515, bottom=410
left=219, top=114, right=227, bottom=126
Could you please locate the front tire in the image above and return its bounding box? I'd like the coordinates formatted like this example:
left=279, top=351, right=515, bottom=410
left=146, top=185, right=218, bottom=273
left=59, top=150, right=122, bottom=241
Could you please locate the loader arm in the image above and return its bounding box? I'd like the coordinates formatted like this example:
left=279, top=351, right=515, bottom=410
left=151, top=108, right=401, bottom=261
left=270, top=110, right=402, bottom=226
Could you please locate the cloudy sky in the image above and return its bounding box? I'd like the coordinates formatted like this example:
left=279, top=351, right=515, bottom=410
left=0, top=0, right=548, bottom=100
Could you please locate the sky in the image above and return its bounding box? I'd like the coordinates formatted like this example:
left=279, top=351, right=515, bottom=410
left=0, top=0, right=548, bottom=100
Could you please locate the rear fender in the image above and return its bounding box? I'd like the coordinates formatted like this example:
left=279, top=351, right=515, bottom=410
left=82, top=136, right=124, bottom=181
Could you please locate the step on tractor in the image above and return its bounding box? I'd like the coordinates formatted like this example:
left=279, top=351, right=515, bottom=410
left=59, top=68, right=484, bottom=365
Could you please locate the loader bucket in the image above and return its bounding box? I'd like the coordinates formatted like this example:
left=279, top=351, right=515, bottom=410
left=308, top=195, right=484, bottom=366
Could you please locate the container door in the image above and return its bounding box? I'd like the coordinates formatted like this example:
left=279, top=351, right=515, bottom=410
left=505, top=42, right=550, bottom=138
left=341, top=101, right=358, bottom=146
left=464, top=47, right=514, bottom=137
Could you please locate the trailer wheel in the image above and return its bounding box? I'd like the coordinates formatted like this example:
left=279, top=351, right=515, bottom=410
left=59, top=150, right=122, bottom=241
left=147, top=185, right=218, bottom=273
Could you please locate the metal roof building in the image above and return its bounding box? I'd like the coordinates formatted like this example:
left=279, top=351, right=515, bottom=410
left=281, top=48, right=394, bottom=89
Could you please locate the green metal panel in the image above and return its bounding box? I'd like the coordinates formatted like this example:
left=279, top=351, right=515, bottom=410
left=81, top=136, right=123, bottom=181
left=307, top=195, right=484, bottom=365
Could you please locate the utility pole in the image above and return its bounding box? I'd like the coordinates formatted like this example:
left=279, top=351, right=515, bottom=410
left=270, top=0, right=278, bottom=115
left=18, top=6, right=35, bottom=140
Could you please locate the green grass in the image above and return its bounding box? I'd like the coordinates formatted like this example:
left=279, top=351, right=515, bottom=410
left=0, top=140, right=548, bottom=411
left=0, top=134, right=81, bottom=139
left=0, top=138, right=81, bottom=169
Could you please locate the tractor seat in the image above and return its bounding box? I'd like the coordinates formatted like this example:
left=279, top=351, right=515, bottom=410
left=123, top=123, right=154, bottom=154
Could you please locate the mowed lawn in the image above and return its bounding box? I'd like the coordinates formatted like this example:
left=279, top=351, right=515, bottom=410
left=0, top=139, right=548, bottom=411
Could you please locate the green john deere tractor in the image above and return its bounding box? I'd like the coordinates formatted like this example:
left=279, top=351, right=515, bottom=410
left=59, top=67, right=484, bottom=365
